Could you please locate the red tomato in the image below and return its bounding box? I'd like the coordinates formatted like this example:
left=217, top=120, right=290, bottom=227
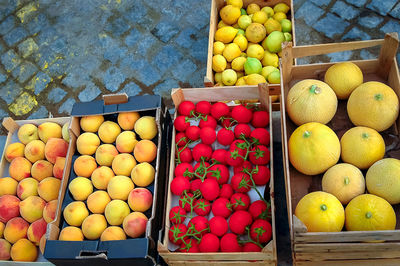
left=178, top=101, right=195, bottom=117
left=249, top=200, right=271, bottom=220
left=199, top=233, right=220, bottom=252
left=211, top=102, right=229, bottom=120
left=250, top=219, right=272, bottom=244
left=192, top=143, right=213, bottom=162
left=230, top=193, right=250, bottom=211
left=190, top=179, right=202, bottom=192
left=199, top=115, right=217, bottom=129
left=242, top=242, right=262, bottom=252
left=252, top=165, right=271, bottom=186
left=231, top=172, right=252, bottom=193
left=179, top=192, right=194, bottom=212
left=220, top=233, right=242, bottom=252
left=234, top=124, right=251, bottom=139
left=169, top=224, right=188, bottom=245
left=249, top=145, right=270, bottom=165
left=171, top=176, right=190, bottom=196
left=217, top=128, right=235, bottom=146
left=219, top=183, right=234, bottom=199
left=179, top=238, right=200, bottom=253
left=176, top=146, right=192, bottom=163
left=175, top=132, right=187, bottom=147
left=199, top=127, right=216, bottom=145
left=200, top=178, right=220, bottom=201
left=169, top=206, right=187, bottom=224
left=195, top=101, right=211, bottom=115
left=174, top=163, right=194, bottom=178
left=186, top=126, right=201, bottom=141
left=211, top=197, right=232, bottom=218
left=188, top=216, right=209, bottom=237
left=174, top=115, right=190, bottom=132
left=231, top=105, right=252, bottom=124
left=193, top=198, right=211, bottom=216
left=250, top=128, right=270, bottom=146
left=251, top=111, right=269, bottom=128
left=233, top=160, right=252, bottom=175
left=229, top=210, right=253, bottom=235
left=206, top=164, right=229, bottom=184
left=209, top=216, right=228, bottom=237
left=211, top=149, right=227, bottom=164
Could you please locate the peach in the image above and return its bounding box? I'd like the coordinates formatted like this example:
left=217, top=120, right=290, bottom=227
left=27, top=218, right=47, bottom=246
left=9, top=157, right=32, bottom=181
left=4, top=142, right=25, bottom=162
left=131, top=162, right=155, bottom=187
left=81, top=214, right=107, bottom=240
left=112, top=153, right=136, bottom=176
left=134, top=116, right=158, bottom=140
left=38, top=177, right=61, bottom=202
left=62, top=122, right=70, bottom=142
left=31, top=160, right=53, bottom=182
left=0, top=221, right=4, bottom=238
left=43, top=200, right=57, bottom=223
left=133, top=140, right=157, bottom=163
left=17, top=124, right=39, bottom=145
left=68, top=177, right=93, bottom=201
left=0, top=195, right=20, bottom=223
left=63, top=201, right=89, bottom=227
left=53, top=157, right=66, bottom=179
left=10, top=238, right=37, bottom=262
left=128, top=188, right=153, bottom=212
left=59, top=226, right=84, bottom=241
left=24, top=140, right=45, bottom=163
left=87, top=191, right=110, bottom=214
left=116, top=131, right=138, bottom=153
left=73, top=155, right=97, bottom=177
left=76, top=132, right=100, bottom=155
left=38, top=122, right=62, bottom=143
left=107, top=176, right=134, bottom=201
left=44, top=138, right=69, bottom=164
left=19, top=195, right=46, bottom=223
left=0, top=177, right=18, bottom=196
left=17, top=178, right=38, bottom=200
left=122, top=212, right=148, bottom=238
left=98, top=121, right=121, bottom=144
left=100, top=226, right=127, bottom=241
left=104, top=200, right=130, bottom=226
left=117, top=112, right=140, bottom=130
left=0, top=239, right=11, bottom=260
left=95, top=144, right=118, bottom=166
left=80, top=115, right=104, bottom=133
left=4, top=217, right=29, bottom=244
left=91, top=166, right=115, bottom=190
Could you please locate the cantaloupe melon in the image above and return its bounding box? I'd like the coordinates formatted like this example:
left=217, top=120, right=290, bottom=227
left=324, top=62, right=363, bottom=99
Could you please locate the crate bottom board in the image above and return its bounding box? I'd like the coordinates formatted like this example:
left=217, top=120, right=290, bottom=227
left=165, top=260, right=276, bottom=266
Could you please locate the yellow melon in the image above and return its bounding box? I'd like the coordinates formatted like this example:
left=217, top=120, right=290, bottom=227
left=286, top=79, right=338, bottom=125
left=324, top=62, right=363, bottom=99
left=347, top=81, right=399, bottom=132
left=288, top=122, right=340, bottom=175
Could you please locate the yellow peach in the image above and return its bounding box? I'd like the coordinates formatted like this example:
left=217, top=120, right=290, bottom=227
left=98, top=121, right=121, bottom=144
left=112, top=153, right=136, bottom=176
left=131, top=162, right=155, bottom=187
left=17, top=124, right=39, bottom=145
left=81, top=214, right=107, bottom=240
left=4, top=142, right=25, bottom=162
left=104, top=200, right=130, bottom=226
left=63, top=201, right=89, bottom=227
left=31, top=160, right=53, bottom=182
left=68, top=177, right=93, bottom=201
left=10, top=238, right=37, bottom=262
left=95, top=144, right=118, bottom=166
left=17, top=178, right=38, bottom=200
left=128, top=188, right=153, bottom=212
left=24, top=140, right=45, bottom=163
left=107, top=176, right=134, bottom=200
left=80, top=115, right=104, bottom=133
left=53, top=157, right=66, bottom=179
left=115, top=131, right=138, bottom=153
left=27, top=218, right=47, bottom=246
left=0, top=177, right=18, bottom=196
left=87, top=191, right=111, bottom=214
left=133, top=140, right=157, bottom=163
left=19, top=195, right=46, bottom=223
left=38, top=177, right=61, bottom=202
left=43, top=200, right=57, bottom=223
left=0, top=195, right=20, bottom=223
left=0, top=238, right=11, bottom=260
left=100, top=226, right=127, bottom=241
left=73, top=155, right=97, bottom=178
left=4, top=217, right=29, bottom=244
left=76, top=132, right=100, bottom=155
left=91, top=166, right=115, bottom=190
left=59, top=226, right=84, bottom=241
left=9, top=157, right=32, bottom=181
left=122, top=212, right=148, bottom=238
left=0, top=221, right=4, bottom=238
left=134, top=116, right=158, bottom=140
left=38, top=122, right=62, bottom=143
left=117, top=112, right=140, bottom=130
left=44, top=138, right=69, bottom=164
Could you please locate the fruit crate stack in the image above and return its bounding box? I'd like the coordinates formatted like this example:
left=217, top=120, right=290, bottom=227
left=281, top=33, right=400, bottom=265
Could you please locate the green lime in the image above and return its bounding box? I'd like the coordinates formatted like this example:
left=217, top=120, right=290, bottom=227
left=284, top=32, right=292, bottom=42
left=265, top=31, right=285, bottom=53
left=280, top=18, right=292, bottom=33
left=244, top=57, right=262, bottom=75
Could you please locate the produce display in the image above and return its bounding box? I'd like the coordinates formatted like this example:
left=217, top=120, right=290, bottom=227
left=212, top=0, right=292, bottom=86
left=168, top=99, right=272, bottom=253
left=287, top=61, right=400, bottom=233
left=58, top=112, right=158, bottom=242
left=0, top=121, right=69, bottom=261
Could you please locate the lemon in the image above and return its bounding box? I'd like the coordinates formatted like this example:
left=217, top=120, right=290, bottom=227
left=252, top=11, right=268, bottom=24
left=264, top=18, right=282, bottom=34
left=215, top=26, right=238, bottom=43
left=223, top=43, right=241, bottom=62
left=226, top=0, right=243, bottom=9
left=218, top=20, right=229, bottom=29
left=236, top=76, right=246, bottom=85
left=246, top=3, right=260, bottom=14
left=273, top=3, right=290, bottom=14
left=264, top=31, right=285, bottom=53
left=233, top=35, right=248, bottom=51
left=220, top=5, right=241, bottom=25
left=236, top=71, right=244, bottom=78
left=237, top=29, right=245, bottom=35
left=268, top=70, right=280, bottom=84
left=244, top=57, right=262, bottom=75
left=280, top=18, right=292, bottom=32
left=212, top=55, right=227, bottom=72
left=213, top=41, right=225, bottom=55
left=214, top=72, right=223, bottom=84
left=261, top=6, right=274, bottom=18
left=222, top=69, right=237, bottom=86
left=261, top=66, right=278, bottom=79
left=232, top=57, right=247, bottom=71
left=261, top=50, right=279, bottom=67
left=245, top=73, right=266, bottom=85
left=240, top=8, right=247, bottom=15
left=238, top=15, right=252, bottom=29
left=273, top=12, right=287, bottom=22
left=240, top=52, right=247, bottom=57
left=245, top=23, right=266, bottom=43
left=247, top=44, right=264, bottom=60
left=284, top=32, right=292, bottom=41
left=232, top=23, right=240, bottom=29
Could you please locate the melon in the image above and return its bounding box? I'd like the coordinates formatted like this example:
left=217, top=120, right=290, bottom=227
left=324, top=62, right=363, bottom=99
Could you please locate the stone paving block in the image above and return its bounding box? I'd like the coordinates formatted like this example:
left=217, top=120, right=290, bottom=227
left=58, top=98, right=75, bottom=114
left=172, top=59, right=197, bottom=82
left=184, top=8, right=210, bottom=31
left=343, top=26, right=371, bottom=41
left=360, top=49, right=376, bottom=60
left=327, top=50, right=353, bottom=62
left=119, top=81, right=142, bottom=96
left=105, top=17, right=130, bottom=37
left=0, top=80, right=23, bottom=104
left=104, top=45, right=128, bottom=64
left=0, top=108, right=8, bottom=120
left=28, top=106, right=48, bottom=119
left=154, top=45, right=184, bottom=73
left=331, top=1, right=360, bottom=20
left=1, top=50, right=21, bottom=72
left=310, top=0, right=332, bottom=7
left=33, top=71, right=51, bottom=95
left=0, top=68, right=7, bottom=83
left=390, top=2, right=400, bottom=19
left=367, top=0, right=398, bottom=16
left=345, top=0, right=367, bottom=8
left=135, top=33, right=159, bottom=56
left=190, top=37, right=208, bottom=63
left=153, top=78, right=179, bottom=97
left=103, top=66, right=126, bottom=92
left=175, top=28, right=198, bottom=49
left=295, top=1, right=325, bottom=25
left=135, top=63, right=161, bottom=86
left=3, top=27, right=28, bottom=46
left=18, top=38, right=39, bottom=58
left=48, top=37, right=68, bottom=54
left=0, top=16, right=15, bottom=36
left=124, top=4, right=152, bottom=28
left=16, top=2, right=39, bottom=23
left=47, top=59, right=67, bottom=76
left=189, top=66, right=206, bottom=88
left=151, top=20, right=180, bottom=43
left=381, top=19, right=400, bottom=35
left=9, top=92, right=37, bottom=116
left=78, top=82, right=101, bottom=102
left=48, top=87, right=67, bottom=103
left=358, top=13, right=384, bottom=29
left=11, top=61, right=38, bottom=83
left=314, top=13, right=350, bottom=39
left=125, top=28, right=141, bottom=47
left=26, top=13, right=49, bottom=34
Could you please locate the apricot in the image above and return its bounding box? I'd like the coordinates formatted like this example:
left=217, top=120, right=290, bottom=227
left=131, top=162, right=155, bottom=187
left=43, top=200, right=57, bottom=223
left=44, top=138, right=69, bottom=164
left=0, top=195, right=20, bottom=223
left=4, top=217, right=29, bottom=244
left=63, top=201, right=89, bottom=227
left=76, top=132, right=100, bottom=155
left=107, top=176, right=134, bottom=200
left=38, top=177, right=61, bottom=202
left=117, top=112, right=140, bottom=130
left=100, top=226, right=127, bottom=241
left=17, top=124, right=39, bottom=145
left=0, top=239, right=11, bottom=260
left=98, top=121, right=121, bottom=144
left=10, top=238, right=37, bottom=262
left=0, top=177, right=18, bottom=196
left=31, top=160, right=53, bottom=182
left=80, top=115, right=104, bottom=133
left=0, top=221, right=4, bottom=238
left=91, top=166, right=115, bottom=190
left=128, top=188, right=153, bottom=212
left=116, top=131, right=138, bottom=153
left=24, top=140, right=45, bottom=163
left=87, top=191, right=110, bottom=214
left=104, top=200, right=130, bottom=226
left=133, top=140, right=157, bottom=163
left=17, top=178, right=38, bottom=200
left=59, top=226, right=84, bottom=241
left=81, top=214, right=107, bottom=240
left=73, top=155, right=97, bottom=178
left=27, top=218, right=47, bottom=246
left=123, top=212, right=148, bottom=238
left=38, top=122, right=62, bottom=143
left=95, top=144, right=118, bottom=166
left=4, top=142, right=25, bottom=162
left=19, top=195, right=46, bottom=223
left=112, top=153, right=136, bottom=176
left=69, top=177, right=93, bottom=201
left=134, top=116, right=158, bottom=140
left=53, top=157, right=66, bottom=179
left=9, top=157, right=32, bottom=181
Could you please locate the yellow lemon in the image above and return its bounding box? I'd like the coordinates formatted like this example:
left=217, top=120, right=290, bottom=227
left=268, top=70, right=280, bottom=84
left=261, top=50, right=279, bottom=67
left=214, top=72, right=223, bottom=84
left=324, top=62, right=363, bottom=99
left=223, top=43, right=241, bottom=62
left=244, top=73, right=266, bottom=85
left=232, top=23, right=240, bottom=29
left=236, top=76, right=246, bottom=85
left=295, top=191, right=345, bottom=232
left=264, top=18, right=282, bottom=34
left=220, top=5, right=241, bottom=25
left=273, top=3, right=290, bottom=14
left=252, top=11, right=268, bottom=24
left=213, top=41, right=225, bottom=55
left=218, top=20, right=229, bottom=29
left=236, top=71, right=244, bottom=78
left=261, top=66, right=278, bottom=79
left=273, top=12, right=287, bottom=22
left=238, top=15, right=252, bottom=29
left=240, top=52, right=247, bottom=57
left=212, top=54, right=227, bottom=72
left=226, top=0, right=243, bottom=8
left=233, top=34, right=248, bottom=51
left=246, top=44, right=264, bottom=60
left=221, top=69, right=237, bottom=86
left=232, top=57, right=247, bottom=71
left=215, top=26, right=238, bottom=43
left=245, top=23, right=266, bottom=43
left=246, top=3, right=260, bottom=14
left=261, top=6, right=274, bottom=17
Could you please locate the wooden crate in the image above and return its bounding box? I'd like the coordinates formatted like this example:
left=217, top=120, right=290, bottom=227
left=157, top=85, right=279, bottom=265
left=280, top=32, right=400, bottom=265
left=204, top=0, right=295, bottom=87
